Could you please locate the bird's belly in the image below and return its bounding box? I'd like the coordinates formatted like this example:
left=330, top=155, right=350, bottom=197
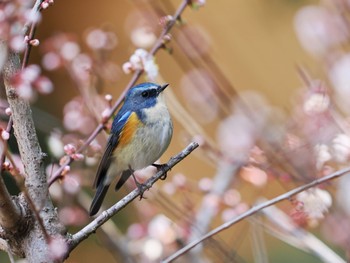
left=114, top=119, right=172, bottom=171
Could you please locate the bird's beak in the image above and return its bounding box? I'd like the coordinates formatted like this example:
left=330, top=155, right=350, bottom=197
left=157, top=83, right=169, bottom=94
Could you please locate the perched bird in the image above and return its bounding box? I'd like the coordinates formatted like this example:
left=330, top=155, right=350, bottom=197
left=89, top=82, right=173, bottom=216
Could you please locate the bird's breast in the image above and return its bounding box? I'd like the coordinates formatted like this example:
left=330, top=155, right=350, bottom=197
left=113, top=100, right=173, bottom=171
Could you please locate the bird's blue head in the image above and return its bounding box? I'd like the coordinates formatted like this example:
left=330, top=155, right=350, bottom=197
left=124, top=82, right=169, bottom=111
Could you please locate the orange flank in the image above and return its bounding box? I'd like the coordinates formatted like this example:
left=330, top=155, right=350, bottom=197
left=118, top=112, right=142, bottom=147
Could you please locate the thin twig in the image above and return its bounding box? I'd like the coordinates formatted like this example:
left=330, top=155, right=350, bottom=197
left=21, top=0, right=44, bottom=69
left=162, top=166, right=350, bottom=262
left=66, top=142, right=199, bottom=256
left=48, top=0, right=190, bottom=186
left=0, top=171, right=22, bottom=231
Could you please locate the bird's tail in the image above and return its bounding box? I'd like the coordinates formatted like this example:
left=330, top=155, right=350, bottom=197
left=89, top=183, right=110, bottom=216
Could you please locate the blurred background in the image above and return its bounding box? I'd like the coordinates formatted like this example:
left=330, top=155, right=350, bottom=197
left=3, top=0, right=350, bottom=262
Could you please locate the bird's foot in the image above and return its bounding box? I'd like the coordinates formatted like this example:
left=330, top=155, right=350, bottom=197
left=152, top=163, right=170, bottom=180
left=131, top=173, right=149, bottom=200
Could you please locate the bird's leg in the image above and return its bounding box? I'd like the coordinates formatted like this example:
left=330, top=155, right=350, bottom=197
left=152, top=163, right=170, bottom=180
left=129, top=166, right=149, bottom=200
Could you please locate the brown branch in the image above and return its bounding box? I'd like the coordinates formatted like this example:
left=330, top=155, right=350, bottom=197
left=0, top=173, right=22, bottom=231
left=0, top=0, right=44, bottom=236
left=0, top=43, right=22, bottom=231
left=2, top=45, right=64, bottom=262
left=66, top=142, right=199, bottom=256
left=48, top=0, right=190, bottom=186
left=162, top=166, right=350, bottom=262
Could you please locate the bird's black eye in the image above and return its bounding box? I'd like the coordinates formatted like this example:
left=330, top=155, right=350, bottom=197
left=141, top=91, right=149, bottom=98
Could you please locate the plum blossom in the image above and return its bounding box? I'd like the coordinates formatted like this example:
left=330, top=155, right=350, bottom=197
left=122, top=48, right=158, bottom=81
left=296, top=188, right=332, bottom=220
left=85, top=28, right=118, bottom=50
left=63, top=143, right=84, bottom=161
left=130, top=26, right=156, bottom=48
left=0, top=1, right=41, bottom=52
left=332, top=133, right=350, bottom=163
left=314, top=144, right=332, bottom=170
left=10, top=64, right=53, bottom=101
left=294, top=5, right=349, bottom=56
left=1, top=130, right=9, bottom=141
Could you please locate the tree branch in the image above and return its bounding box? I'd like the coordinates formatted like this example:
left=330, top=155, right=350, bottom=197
left=66, top=142, right=199, bottom=255
left=2, top=44, right=64, bottom=262
left=0, top=43, right=23, bottom=231
left=3, top=50, right=47, bottom=208
left=162, top=166, right=350, bottom=262
left=0, top=173, right=22, bottom=231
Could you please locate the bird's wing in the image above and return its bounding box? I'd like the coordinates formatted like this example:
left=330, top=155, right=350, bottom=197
left=93, top=110, right=132, bottom=188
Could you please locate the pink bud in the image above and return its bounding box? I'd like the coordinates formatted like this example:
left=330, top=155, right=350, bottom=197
left=29, top=39, right=40, bottom=46
left=122, top=62, right=133, bottom=74
left=72, top=153, right=84, bottom=161
left=41, top=2, right=49, bottom=9
left=105, top=94, right=112, bottom=102
left=159, top=15, right=174, bottom=26
left=1, top=130, right=10, bottom=140
left=63, top=144, right=76, bottom=155
left=61, top=165, right=71, bottom=176
left=5, top=108, right=12, bottom=116
left=101, top=108, right=111, bottom=121
left=35, top=76, right=53, bottom=94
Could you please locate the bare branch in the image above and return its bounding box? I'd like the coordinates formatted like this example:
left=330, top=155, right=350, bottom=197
left=76, top=191, right=136, bottom=263
left=2, top=49, right=47, bottom=208
left=67, top=142, right=199, bottom=255
left=0, top=43, right=22, bottom=231
left=162, top=166, right=350, bottom=262
left=1, top=40, right=64, bottom=261
left=0, top=173, right=22, bottom=230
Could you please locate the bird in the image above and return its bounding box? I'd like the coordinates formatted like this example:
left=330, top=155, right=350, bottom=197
left=89, top=82, right=173, bottom=216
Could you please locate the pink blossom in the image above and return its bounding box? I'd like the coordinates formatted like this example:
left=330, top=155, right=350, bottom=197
left=5, top=107, right=11, bottom=116
left=127, top=223, right=146, bottom=239
left=332, top=133, right=350, bottom=163
left=34, top=76, right=53, bottom=94
left=60, top=41, right=80, bottom=61
left=9, top=35, right=25, bottom=52
left=62, top=175, right=80, bottom=194
left=86, top=29, right=108, bottom=50
left=104, top=94, right=112, bottom=102
left=148, top=214, right=176, bottom=244
left=172, top=173, right=187, bottom=188
left=48, top=236, right=68, bottom=261
left=223, top=189, right=241, bottom=207
left=1, top=130, right=9, bottom=140
left=296, top=188, right=332, bottom=220
left=294, top=5, right=349, bottom=56
left=58, top=206, right=87, bottom=226
left=42, top=52, right=61, bottom=71
left=29, top=39, right=40, bottom=46
left=240, top=166, right=268, bottom=187
left=143, top=238, right=163, bottom=260
left=123, top=48, right=158, bottom=80
left=122, top=62, right=133, bottom=74
left=198, top=177, right=212, bottom=192
left=131, top=26, right=156, bottom=48
left=63, top=143, right=76, bottom=155
left=162, top=182, right=176, bottom=195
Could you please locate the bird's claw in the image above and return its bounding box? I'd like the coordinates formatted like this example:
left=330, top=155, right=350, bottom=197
left=152, top=163, right=170, bottom=180
left=138, top=184, right=149, bottom=200
left=131, top=174, right=149, bottom=200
